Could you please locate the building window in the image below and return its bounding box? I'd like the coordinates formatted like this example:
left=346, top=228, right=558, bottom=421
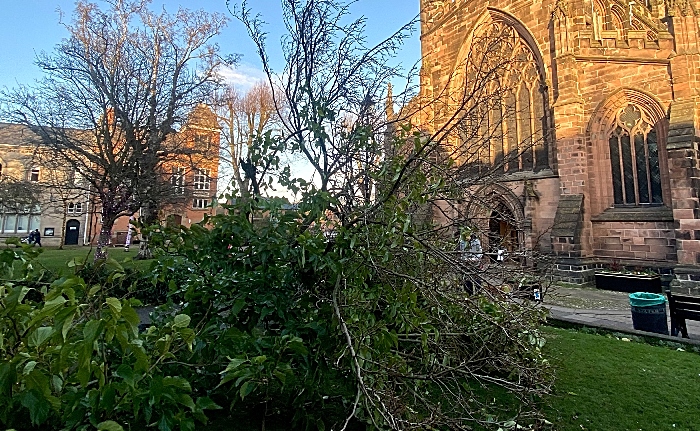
left=72, top=171, right=84, bottom=187
left=67, top=202, right=84, bottom=214
left=193, top=199, right=209, bottom=209
left=608, top=105, right=663, bottom=206
left=171, top=167, right=185, bottom=194
left=0, top=205, right=41, bottom=234
left=29, top=167, right=40, bottom=182
left=193, top=168, right=210, bottom=191
left=459, top=21, right=550, bottom=174
left=194, top=133, right=212, bottom=150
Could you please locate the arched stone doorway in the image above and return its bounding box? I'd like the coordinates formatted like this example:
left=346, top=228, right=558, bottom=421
left=466, top=184, right=527, bottom=253
left=65, top=219, right=80, bottom=245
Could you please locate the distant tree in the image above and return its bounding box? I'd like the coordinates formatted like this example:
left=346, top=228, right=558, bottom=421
left=214, top=82, right=278, bottom=199
left=0, top=176, right=41, bottom=216
left=2, top=0, right=228, bottom=260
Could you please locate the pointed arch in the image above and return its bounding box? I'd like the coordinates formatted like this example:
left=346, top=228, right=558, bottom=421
left=449, top=8, right=551, bottom=174
left=588, top=88, right=670, bottom=213
left=465, top=183, right=527, bottom=251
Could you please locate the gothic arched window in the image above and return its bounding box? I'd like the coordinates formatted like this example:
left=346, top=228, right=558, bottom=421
left=608, top=104, right=663, bottom=206
left=458, top=20, right=550, bottom=174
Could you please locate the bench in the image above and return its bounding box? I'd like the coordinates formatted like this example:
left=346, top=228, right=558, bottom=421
left=668, top=293, right=700, bottom=338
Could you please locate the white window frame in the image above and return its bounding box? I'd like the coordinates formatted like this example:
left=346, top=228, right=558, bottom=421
left=0, top=205, right=41, bottom=234
left=29, top=167, right=40, bottom=182
left=193, top=168, right=210, bottom=191
left=171, top=167, right=185, bottom=195
left=192, top=198, right=209, bottom=209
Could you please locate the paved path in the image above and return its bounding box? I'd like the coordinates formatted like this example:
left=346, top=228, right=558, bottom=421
left=542, top=286, right=700, bottom=341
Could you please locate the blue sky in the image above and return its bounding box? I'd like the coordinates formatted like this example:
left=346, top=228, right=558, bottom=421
left=0, top=0, right=421, bottom=92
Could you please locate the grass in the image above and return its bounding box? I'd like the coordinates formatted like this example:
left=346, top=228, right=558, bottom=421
left=543, top=326, right=700, bottom=431
left=3, top=245, right=152, bottom=274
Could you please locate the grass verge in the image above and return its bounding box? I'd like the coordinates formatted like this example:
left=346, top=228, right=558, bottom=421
left=543, top=326, right=700, bottom=431
left=2, top=245, right=152, bottom=274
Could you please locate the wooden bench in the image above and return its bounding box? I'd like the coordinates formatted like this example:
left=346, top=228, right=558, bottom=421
left=668, top=293, right=700, bottom=338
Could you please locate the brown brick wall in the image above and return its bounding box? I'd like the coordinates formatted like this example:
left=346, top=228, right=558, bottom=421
left=591, top=221, right=676, bottom=262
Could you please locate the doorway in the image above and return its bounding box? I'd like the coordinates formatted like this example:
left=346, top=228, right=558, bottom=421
left=488, top=203, right=519, bottom=252
left=65, top=219, right=80, bottom=245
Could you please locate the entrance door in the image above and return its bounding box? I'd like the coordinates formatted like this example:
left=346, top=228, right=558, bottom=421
left=489, top=203, right=518, bottom=252
left=65, top=220, right=80, bottom=245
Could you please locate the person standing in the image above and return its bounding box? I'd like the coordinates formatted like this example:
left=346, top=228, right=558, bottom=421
left=468, top=233, right=483, bottom=263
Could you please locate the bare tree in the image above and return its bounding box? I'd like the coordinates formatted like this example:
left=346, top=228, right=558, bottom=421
left=214, top=82, right=278, bottom=198
left=2, top=0, right=228, bottom=260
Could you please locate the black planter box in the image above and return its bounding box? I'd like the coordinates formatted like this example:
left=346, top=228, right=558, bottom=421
left=595, top=272, right=662, bottom=294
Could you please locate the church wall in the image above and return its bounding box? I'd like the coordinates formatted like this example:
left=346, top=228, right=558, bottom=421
left=419, top=0, right=700, bottom=287
left=590, top=221, right=676, bottom=263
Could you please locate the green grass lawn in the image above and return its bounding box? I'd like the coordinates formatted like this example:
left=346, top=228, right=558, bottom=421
left=12, top=246, right=152, bottom=274
left=543, top=326, right=700, bottom=431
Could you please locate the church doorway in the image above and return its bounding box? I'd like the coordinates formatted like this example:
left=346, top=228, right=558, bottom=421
left=65, top=219, right=80, bottom=245
left=488, top=203, right=519, bottom=252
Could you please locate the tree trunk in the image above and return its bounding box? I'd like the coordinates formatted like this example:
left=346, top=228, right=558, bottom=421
left=136, top=201, right=157, bottom=260
left=95, top=224, right=112, bottom=261
left=59, top=202, right=68, bottom=250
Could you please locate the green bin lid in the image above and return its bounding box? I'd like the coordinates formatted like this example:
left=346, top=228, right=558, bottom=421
left=629, top=292, right=666, bottom=307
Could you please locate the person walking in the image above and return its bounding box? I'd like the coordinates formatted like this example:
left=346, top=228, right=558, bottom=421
left=33, top=229, right=42, bottom=247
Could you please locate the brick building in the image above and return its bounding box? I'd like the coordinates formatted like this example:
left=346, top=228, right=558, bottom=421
left=418, top=0, right=700, bottom=292
left=98, top=104, right=221, bottom=246
left=0, top=104, right=220, bottom=247
left=0, top=123, right=91, bottom=247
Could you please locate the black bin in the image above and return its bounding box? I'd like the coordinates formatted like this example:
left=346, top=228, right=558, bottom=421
left=629, top=292, right=669, bottom=335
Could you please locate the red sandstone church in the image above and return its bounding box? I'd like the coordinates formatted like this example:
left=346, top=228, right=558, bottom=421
left=417, top=0, right=700, bottom=293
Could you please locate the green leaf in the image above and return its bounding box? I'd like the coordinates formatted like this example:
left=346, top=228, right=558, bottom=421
left=239, top=381, right=256, bottom=399
left=106, top=297, right=122, bottom=317
left=83, top=320, right=104, bottom=344
left=179, top=327, right=195, bottom=350
left=20, top=389, right=50, bottom=425
left=163, top=376, right=191, bottom=392
left=97, top=420, right=124, bottom=431
left=28, top=327, right=54, bottom=348
left=158, top=413, right=172, bottom=431
left=0, top=362, right=17, bottom=397
left=115, top=364, right=136, bottom=387
left=172, top=314, right=191, bottom=328
left=175, top=393, right=196, bottom=410
left=121, top=304, right=141, bottom=337
left=23, top=361, right=37, bottom=375
left=180, top=417, right=195, bottom=431
left=220, top=358, right=247, bottom=374
left=195, top=396, right=222, bottom=411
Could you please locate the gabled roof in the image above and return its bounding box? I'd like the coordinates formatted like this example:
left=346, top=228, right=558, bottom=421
left=185, top=104, right=219, bottom=130
left=0, top=123, right=43, bottom=147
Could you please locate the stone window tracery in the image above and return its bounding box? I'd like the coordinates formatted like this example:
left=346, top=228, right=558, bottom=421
left=608, top=104, right=663, bottom=206
left=458, top=21, right=550, bottom=174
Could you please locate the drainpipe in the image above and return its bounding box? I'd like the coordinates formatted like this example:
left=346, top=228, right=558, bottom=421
left=83, top=196, right=89, bottom=246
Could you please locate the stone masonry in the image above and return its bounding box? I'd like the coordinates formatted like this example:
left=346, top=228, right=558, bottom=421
left=419, top=0, right=700, bottom=293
